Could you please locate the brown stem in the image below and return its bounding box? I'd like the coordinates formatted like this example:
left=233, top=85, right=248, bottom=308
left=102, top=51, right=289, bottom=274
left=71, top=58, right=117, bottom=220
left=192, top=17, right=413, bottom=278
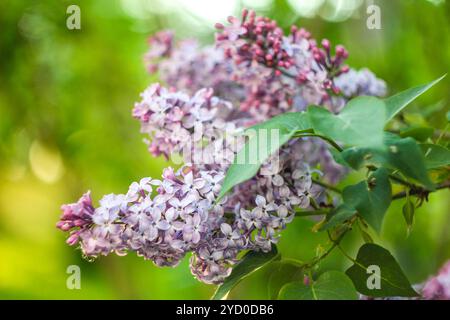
left=392, top=181, right=450, bottom=200
left=389, top=174, right=416, bottom=189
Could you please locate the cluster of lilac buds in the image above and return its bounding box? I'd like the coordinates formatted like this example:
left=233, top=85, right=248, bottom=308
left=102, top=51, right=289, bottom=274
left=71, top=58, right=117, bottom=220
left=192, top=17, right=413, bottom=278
left=215, top=11, right=295, bottom=73
left=57, top=192, right=95, bottom=245
left=215, top=9, right=350, bottom=108
left=145, top=11, right=385, bottom=121
left=58, top=9, right=387, bottom=285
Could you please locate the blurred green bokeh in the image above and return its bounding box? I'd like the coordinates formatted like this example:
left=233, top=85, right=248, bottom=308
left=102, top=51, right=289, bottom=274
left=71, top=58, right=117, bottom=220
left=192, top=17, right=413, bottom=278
left=0, top=0, right=449, bottom=299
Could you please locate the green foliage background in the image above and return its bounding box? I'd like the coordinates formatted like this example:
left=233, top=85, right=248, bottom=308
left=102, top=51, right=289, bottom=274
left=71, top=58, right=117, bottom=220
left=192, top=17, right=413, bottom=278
left=0, top=0, right=449, bottom=299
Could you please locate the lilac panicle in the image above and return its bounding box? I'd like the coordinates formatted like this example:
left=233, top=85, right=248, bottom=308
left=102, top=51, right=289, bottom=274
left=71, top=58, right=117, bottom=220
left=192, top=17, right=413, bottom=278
left=59, top=9, right=388, bottom=285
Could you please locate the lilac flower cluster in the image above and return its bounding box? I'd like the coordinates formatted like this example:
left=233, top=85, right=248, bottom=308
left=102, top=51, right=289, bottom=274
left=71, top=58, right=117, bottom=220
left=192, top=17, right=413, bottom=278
left=214, top=9, right=350, bottom=118
left=145, top=12, right=385, bottom=122
left=57, top=163, right=307, bottom=283
left=145, top=30, right=174, bottom=74
left=58, top=166, right=226, bottom=268
left=215, top=12, right=347, bottom=85
left=146, top=37, right=239, bottom=100
left=422, top=261, right=450, bottom=300
left=132, top=83, right=240, bottom=162
left=334, top=68, right=387, bottom=98
left=58, top=10, right=387, bottom=285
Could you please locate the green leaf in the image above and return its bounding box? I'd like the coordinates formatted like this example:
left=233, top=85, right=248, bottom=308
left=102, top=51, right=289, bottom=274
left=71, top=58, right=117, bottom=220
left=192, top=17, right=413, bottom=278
left=308, top=96, right=386, bottom=147
left=212, top=246, right=279, bottom=300
left=399, top=127, right=434, bottom=142
left=278, top=271, right=358, bottom=300
left=329, top=148, right=349, bottom=167
left=383, top=135, right=434, bottom=189
left=341, top=133, right=434, bottom=189
left=267, top=261, right=303, bottom=300
left=248, top=111, right=311, bottom=133
left=342, top=168, right=392, bottom=233
left=403, top=112, right=429, bottom=127
left=346, top=243, right=418, bottom=297
left=384, top=75, right=446, bottom=122
left=319, top=204, right=357, bottom=231
left=217, top=112, right=310, bottom=200
left=421, top=100, right=447, bottom=118
left=421, top=143, right=450, bottom=169
left=402, top=200, right=415, bottom=231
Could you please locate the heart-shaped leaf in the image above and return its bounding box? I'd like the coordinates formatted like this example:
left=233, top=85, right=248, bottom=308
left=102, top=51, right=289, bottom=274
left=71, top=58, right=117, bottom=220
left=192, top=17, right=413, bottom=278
left=346, top=243, right=418, bottom=297
left=341, top=133, right=434, bottom=189
left=308, top=96, right=386, bottom=148
left=212, top=246, right=279, bottom=300
left=278, top=271, right=358, bottom=300
left=342, top=168, right=392, bottom=233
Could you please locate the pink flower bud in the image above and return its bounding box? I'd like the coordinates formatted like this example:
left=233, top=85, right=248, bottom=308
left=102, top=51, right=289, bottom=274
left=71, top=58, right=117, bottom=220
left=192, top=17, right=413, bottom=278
left=215, top=23, right=224, bottom=30
left=242, top=8, right=249, bottom=21
left=335, top=45, right=348, bottom=58
left=341, top=65, right=350, bottom=73
left=66, top=233, right=79, bottom=246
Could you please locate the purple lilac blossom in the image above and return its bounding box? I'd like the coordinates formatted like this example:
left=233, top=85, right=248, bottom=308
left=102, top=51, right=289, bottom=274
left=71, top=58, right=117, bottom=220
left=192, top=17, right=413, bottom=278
left=57, top=163, right=304, bottom=283
left=334, top=68, right=387, bottom=98
left=422, top=260, right=450, bottom=300
left=132, top=83, right=240, bottom=162
left=58, top=9, right=387, bottom=285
